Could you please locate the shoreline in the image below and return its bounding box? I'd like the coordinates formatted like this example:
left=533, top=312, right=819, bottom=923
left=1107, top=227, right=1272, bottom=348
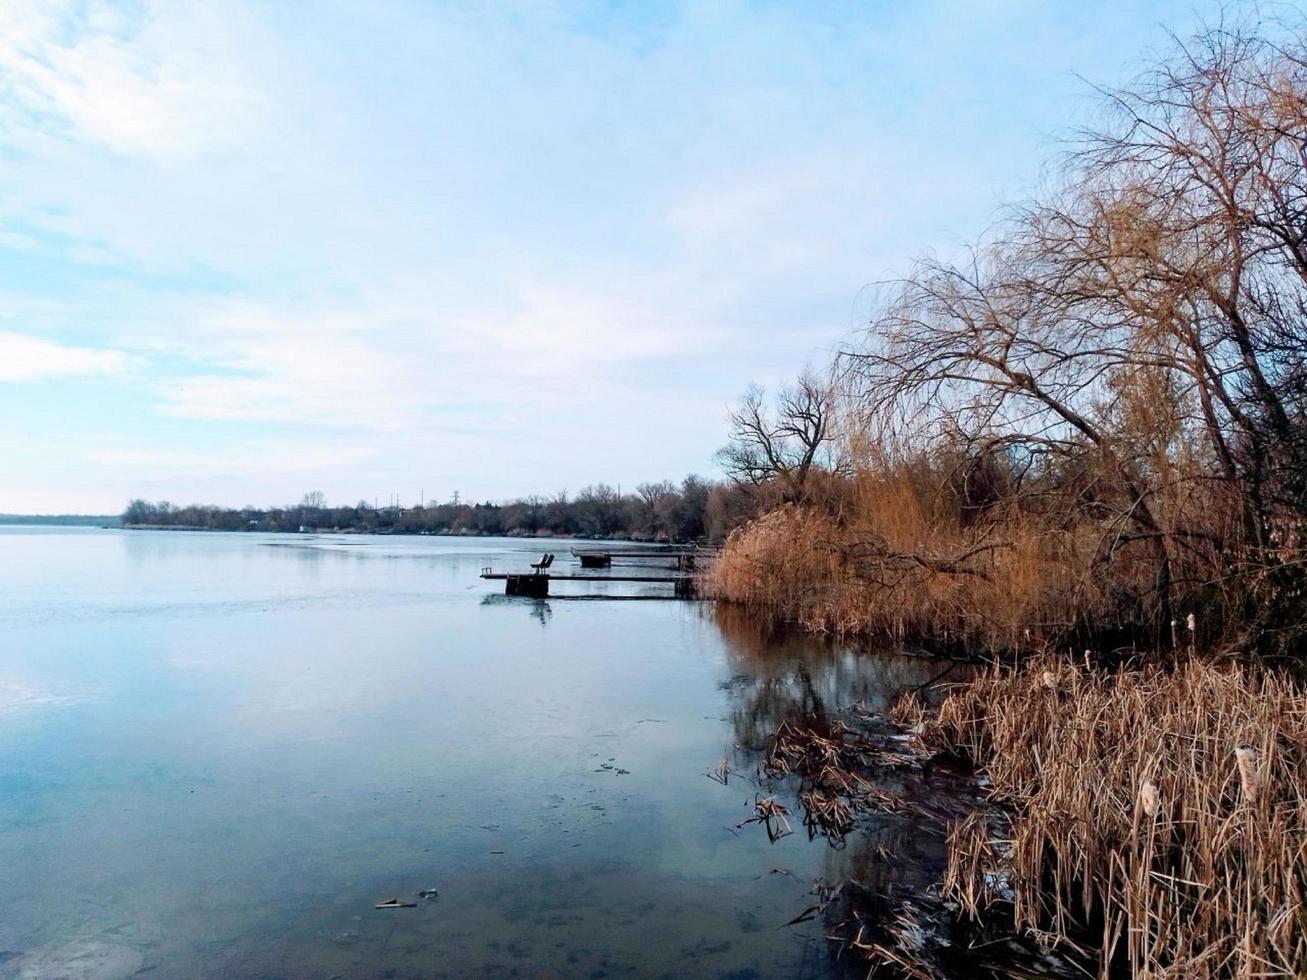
left=118, top=523, right=707, bottom=543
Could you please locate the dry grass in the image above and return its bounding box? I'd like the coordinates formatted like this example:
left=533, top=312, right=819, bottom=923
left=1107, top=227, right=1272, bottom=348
left=705, top=461, right=1114, bottom=649
left=735, top=795, right=794, bottom=842
left=760, top=717, right=925, bottom=843
left=922, top=657, right=1307, bottom=978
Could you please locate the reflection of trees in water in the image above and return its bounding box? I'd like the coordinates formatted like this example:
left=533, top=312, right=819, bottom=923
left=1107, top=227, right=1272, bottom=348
left=823, top=812, right=948, bottom=896
left=708, top=603, right=962, bottom=751
left=708, top=605, right=1052, bottom=978
left=709, top=599, right=964, bottom=865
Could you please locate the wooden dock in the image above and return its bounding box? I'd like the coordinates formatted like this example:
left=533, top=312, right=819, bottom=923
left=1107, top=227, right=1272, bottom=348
left=569, top=546, right=711, bottom=570
left=480, top=568, right=697, bottom=598
left=570, top=547, right=700, bottom=557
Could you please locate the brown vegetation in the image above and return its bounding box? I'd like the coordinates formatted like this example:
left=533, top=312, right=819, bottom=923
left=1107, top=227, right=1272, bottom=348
left=710, top=17, right=1307, bottom=657
left=707, top=18, right=1307, bottom=975
left=706, top=475, right=1104, bottom=649
left=926, top=657, right=1307, bottom=978
left=728, top=655, right=1307, bottom=978
left=733, top=670, right=1080, bottom=978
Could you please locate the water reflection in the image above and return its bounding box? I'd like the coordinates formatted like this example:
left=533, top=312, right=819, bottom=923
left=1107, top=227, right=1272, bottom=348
left=479, top=594, right=554, bottom=625
left=708, top=604, right=1045, bottom=978
left=0, top=529, right=978, bottom=979
left=530, top=600, right=553, bottom=626
left=710, top=603, right=962, bottom=749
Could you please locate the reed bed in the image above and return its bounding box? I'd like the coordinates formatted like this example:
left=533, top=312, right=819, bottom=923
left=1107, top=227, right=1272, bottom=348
left=704, top=486, right=1116, bottom=651
left=741, top=704, right=1076, bottom=977
left=921, top=657, right=1307, bottom=978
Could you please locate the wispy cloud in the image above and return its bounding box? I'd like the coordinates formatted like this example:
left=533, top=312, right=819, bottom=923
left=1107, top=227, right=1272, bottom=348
left=0, top=0, right=262, bottom=159
left=0, top=0, right=1229, bottom=511
left=0, top=331, right=129, bottom=381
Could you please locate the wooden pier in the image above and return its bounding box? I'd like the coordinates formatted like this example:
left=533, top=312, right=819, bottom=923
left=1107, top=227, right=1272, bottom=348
left=481, top=568, right=698, bottom=598
left=569, top=546, right=711, bottom=571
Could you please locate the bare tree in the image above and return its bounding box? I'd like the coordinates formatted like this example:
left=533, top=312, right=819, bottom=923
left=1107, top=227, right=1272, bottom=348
left=635, top=480, right=676, bottom=538
left=575, top=484, right=625, bottom=537
left=717, top=371, right=843, bottom=502
left=839, top=14, right=1307, bottom=649
left=522, top=494, right=545, bottom=534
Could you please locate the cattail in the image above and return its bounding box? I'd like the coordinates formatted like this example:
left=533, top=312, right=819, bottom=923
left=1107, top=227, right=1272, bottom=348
left=1140, top=780, right=1160, bottom=818
left=1234, top=745, right=1260, bottom=803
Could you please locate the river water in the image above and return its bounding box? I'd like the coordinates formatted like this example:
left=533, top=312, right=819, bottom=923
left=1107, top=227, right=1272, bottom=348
left=0, top=527, right=955, bottom=979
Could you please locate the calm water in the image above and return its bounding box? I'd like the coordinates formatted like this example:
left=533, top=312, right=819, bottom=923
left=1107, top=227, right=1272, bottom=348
left=0, top=527, right=952, bottom=979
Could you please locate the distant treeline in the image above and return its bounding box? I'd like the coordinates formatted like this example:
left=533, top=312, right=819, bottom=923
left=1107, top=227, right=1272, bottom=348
left=123, top=476, right=756, bottom=542
left=0, top=514, right=120, bottom=526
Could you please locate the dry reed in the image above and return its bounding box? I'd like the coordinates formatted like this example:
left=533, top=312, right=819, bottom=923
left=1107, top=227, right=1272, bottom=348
left=923, top=657, right=1307, bottom=978
left=704, top=463, right=1118, bottom=651
left=759, top=717, right=926, bottom=844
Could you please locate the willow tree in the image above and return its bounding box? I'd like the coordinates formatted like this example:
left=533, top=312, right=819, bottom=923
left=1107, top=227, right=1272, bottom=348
left=843, top=16, right=1307, bottom=651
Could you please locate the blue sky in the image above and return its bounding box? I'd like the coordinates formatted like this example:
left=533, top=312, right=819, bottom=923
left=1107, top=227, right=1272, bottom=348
left=0, top=0, right=1228, bottom=513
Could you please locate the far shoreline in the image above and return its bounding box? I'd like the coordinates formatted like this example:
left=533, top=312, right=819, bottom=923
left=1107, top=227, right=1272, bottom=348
left=117, top=523, right=702, bottom=544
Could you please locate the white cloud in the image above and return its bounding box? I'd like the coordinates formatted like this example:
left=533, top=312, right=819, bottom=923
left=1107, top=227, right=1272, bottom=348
left=139, top=275, right=732, bottom=433
left=0, top=0, right=1234, bottom=511
left=0, top=331, right=128, bottom=381
left=0, top=0, right=263, bottom=159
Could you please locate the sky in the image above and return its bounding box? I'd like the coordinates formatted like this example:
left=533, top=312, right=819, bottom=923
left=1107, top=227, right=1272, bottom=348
left=0, top=0, right=1230, bottom=513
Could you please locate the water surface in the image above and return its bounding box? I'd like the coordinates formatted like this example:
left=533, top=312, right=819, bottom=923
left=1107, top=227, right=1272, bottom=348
left=0, top=528, right=951, bottom=978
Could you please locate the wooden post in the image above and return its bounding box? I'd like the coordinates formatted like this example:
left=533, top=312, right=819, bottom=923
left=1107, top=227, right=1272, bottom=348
left=506, top=574, right=549, bottom=598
